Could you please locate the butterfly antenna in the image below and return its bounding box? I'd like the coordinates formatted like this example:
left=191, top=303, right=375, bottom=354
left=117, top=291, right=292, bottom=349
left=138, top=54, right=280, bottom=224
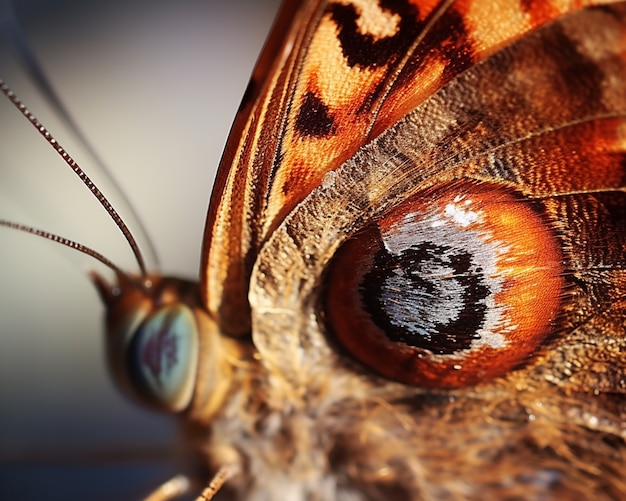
left=0, top=220, right=131, bottom=280
left=0, top=80, right=149, bottom=278
left=0, top=1, right=159, bottom=269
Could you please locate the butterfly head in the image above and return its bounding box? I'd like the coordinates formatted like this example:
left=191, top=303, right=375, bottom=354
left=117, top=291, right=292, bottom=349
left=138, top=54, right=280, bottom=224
left=93, top=273, right=213, bottom=413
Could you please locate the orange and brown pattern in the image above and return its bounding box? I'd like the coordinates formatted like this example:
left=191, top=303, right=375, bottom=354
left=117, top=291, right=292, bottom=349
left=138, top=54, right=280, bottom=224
left=202, top=0, right=625, bottom=337
left=189, top=1, right=626, bottom=499
left=3, top=1, right=626, bottom=499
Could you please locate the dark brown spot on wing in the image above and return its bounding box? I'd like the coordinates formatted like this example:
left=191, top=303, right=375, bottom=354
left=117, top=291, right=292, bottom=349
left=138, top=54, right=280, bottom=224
left=327, top=0, right=422, bottom=69
left=295, top=91, right=337, bottom=137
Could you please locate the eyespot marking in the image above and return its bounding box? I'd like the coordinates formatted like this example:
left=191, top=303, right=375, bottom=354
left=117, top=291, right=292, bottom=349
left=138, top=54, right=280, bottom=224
left=326, top=181, right=564, bottom=387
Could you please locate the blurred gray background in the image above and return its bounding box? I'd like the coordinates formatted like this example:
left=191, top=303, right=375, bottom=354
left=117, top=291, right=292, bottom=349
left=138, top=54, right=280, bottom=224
left=0, top=0, right=280, bottom=499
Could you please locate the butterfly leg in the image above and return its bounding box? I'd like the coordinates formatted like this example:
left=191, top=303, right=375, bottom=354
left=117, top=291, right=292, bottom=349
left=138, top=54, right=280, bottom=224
left=142, top=474, right=193, bottom=501
left=194, top=464, right=238, bottom=501
left=141, top=465, right=236, bottom=501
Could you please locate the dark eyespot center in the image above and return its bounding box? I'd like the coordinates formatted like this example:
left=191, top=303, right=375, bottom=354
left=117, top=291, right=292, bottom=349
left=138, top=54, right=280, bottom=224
left=362, top=242, right=489, bottom=354
left=325, top=181, right=564, bottom=388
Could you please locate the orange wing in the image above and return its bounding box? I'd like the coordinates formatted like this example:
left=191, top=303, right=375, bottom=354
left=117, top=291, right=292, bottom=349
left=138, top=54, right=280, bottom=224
left=200, top=0, right=620, bottom=335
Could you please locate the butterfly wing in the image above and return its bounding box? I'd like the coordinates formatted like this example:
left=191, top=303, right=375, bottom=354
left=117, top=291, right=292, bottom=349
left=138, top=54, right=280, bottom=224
left=200, top=0, right=620, bottom=336
left=195, top=1, right=626, bottom=498
left=247, top=4, right=626, bottom=496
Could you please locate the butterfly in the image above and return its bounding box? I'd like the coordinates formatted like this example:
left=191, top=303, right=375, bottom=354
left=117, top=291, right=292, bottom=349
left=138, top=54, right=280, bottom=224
left=2, top=0, right=625, bottom=500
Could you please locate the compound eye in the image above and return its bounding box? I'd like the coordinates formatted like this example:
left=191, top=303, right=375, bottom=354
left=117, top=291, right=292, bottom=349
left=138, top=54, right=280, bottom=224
left=326, top=181, right=564, bottom=388
left=127, top=305, right=199, bottom=411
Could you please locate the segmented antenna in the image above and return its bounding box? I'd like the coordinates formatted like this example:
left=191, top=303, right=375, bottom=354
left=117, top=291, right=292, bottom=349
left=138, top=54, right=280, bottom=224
left=0, top=220, right=129, bottom=278
left=0, top=0, right=159, bottom=268
left=0, top=79, right=148, bottom=278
